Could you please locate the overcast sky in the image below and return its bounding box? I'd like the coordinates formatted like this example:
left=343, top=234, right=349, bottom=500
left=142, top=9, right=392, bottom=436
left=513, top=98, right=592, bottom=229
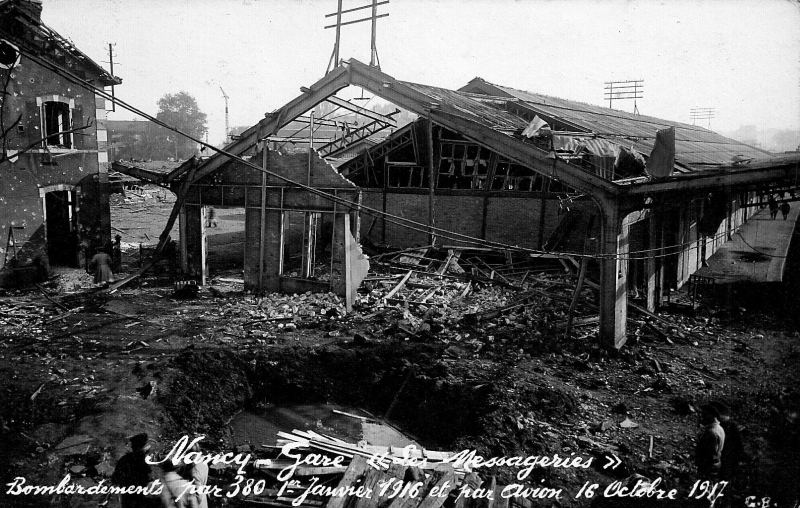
left=42, top=0, right=800, bottom=146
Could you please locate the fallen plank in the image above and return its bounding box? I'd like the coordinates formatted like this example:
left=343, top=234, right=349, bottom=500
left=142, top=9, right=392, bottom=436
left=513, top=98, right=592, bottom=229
left=326, top=456, right=370, bottom=508
left=417, top=469, right=457, bottom=508
left=384, top=271, right=413, bottom=301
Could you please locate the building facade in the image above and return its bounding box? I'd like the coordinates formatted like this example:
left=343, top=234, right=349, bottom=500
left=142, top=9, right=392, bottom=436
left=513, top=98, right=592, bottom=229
left=0, top=0, right=120, bottom=284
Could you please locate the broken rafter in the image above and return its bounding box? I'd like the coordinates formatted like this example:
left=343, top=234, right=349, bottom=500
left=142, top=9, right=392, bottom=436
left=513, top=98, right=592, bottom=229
left=319, top=115, right=397, bottom=157
left=383, top=270, right=412, bottom=301
left=323, top=95, right=398, bottom=127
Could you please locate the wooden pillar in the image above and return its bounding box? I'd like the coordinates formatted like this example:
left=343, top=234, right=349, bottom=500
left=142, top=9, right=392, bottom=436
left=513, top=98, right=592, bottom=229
left=178, top=205, right=188, bottom=273
left=331, top=213, right=354, bottom=311
left=184, top=205, right=203, bottom=281
left=200, top=207, right=208, bottom=286
left=598, top=201, right=629, bottom=349
left=426, top=118, right=437, bottom=246
left=646, top=213, right=658, bottom=312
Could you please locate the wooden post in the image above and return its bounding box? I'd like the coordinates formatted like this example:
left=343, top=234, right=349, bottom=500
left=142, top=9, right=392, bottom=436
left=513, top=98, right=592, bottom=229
left=200, top=207, right=208, bottom=286
left=538, top=178, right=550, bottom=248
left=598, top=202, right=628, bottom=349
left=343, top=213, right=353, bottom=311
left=646, top=213, right=657, bottom=312
left=258, top=143, right=268, bottom=292
left=427, top=117, right=436, bottom=246
left=178, top=205, right=188, bottom=273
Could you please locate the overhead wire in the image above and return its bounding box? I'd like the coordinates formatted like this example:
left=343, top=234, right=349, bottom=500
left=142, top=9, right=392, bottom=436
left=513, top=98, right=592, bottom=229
left=12, top=43, right=782, bottom=263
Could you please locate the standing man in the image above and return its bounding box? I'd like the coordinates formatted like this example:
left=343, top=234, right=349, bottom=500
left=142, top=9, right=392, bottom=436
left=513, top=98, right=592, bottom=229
left=695, top=403, right=726, bottom=480
left=111, top=433, right=156, bottom=508
left=768, top=196, right=779, bottom=219
left=780, top=201, right=790, bottom=220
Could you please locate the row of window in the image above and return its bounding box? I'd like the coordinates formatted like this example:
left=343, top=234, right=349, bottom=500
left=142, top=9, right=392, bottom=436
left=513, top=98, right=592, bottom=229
left=385, top=141, right=575, bottom=194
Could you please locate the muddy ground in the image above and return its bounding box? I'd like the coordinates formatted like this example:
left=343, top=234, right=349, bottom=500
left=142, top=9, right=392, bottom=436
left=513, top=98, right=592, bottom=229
left=1, top=212, right=799, bottom=507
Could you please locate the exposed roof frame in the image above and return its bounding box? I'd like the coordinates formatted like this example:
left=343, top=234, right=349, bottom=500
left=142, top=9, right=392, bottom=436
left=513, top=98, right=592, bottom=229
left=189, top=59, right=619, bottom=198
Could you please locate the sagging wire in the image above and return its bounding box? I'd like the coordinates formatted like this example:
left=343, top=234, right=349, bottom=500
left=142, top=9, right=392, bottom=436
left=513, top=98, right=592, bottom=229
left=12, top=43, right=772, bottom=263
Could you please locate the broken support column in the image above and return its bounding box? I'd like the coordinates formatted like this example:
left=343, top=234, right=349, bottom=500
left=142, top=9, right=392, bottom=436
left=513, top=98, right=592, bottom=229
left=184, top=205, right=204, bottom=281
left=597, top=200, right=629, bottom=349
left=331, top=212, right=370, bottom=311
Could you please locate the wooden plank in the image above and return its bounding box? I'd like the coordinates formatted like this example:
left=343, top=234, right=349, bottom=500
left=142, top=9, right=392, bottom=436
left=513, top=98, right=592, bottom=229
left=435, top=250, right=455, bottom=275
left=326, top=456, right=370, bottom=508
left=416, top=469, right=456, bottom=508
left=384, top=270, right=412, bottom=300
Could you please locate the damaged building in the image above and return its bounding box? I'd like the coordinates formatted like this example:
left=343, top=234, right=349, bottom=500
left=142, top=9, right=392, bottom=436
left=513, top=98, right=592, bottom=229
left=114, top=59, right=799, bottom=348
left=0, top=0, right=120, bottom=285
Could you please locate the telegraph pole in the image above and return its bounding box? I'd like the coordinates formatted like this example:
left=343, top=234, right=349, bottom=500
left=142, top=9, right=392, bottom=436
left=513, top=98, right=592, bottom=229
left=325, top=0, right=389, bottom=74
left=604, top=79, right=644, bottom=114
left=105, top=43, right=117, bottom=112
left=690, top=107, right=716, bottom=129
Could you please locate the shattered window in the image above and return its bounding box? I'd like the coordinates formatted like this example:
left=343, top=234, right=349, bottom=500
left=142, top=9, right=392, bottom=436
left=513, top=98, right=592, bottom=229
left=438, top=142, right=489, bottom=190
left=42, top=101, right=72, bottom=148
left=388, top=164, right=427, bottom=188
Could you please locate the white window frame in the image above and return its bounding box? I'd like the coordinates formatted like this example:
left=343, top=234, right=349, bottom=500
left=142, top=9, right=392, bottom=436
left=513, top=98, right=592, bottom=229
left=36, top=95, right=76, bottom=150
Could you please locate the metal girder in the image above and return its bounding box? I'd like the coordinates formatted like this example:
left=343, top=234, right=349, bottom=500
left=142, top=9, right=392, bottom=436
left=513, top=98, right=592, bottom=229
left=188, top=59, right=619, bottom=199
left=343, top=60, right=619, bottom=198
left=319, top=111, right=399, bottom=157
left=188, top=66, right=351, bottom=184
left=323, top=95, right=397, bottom=126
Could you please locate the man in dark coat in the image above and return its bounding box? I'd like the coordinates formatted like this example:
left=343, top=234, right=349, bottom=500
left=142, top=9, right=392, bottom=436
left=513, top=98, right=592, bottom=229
left=111, top=433, right=156, bottom=508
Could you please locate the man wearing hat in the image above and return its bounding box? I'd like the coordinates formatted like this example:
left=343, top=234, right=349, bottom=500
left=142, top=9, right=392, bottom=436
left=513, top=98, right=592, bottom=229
left=111, top=433, right=157, bottom=508
left=695, top=403, right=726, bottom=480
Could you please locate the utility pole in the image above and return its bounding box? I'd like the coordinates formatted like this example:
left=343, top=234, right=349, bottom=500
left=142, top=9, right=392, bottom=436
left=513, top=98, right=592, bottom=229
left=104, top=43, right=117, bottom=112
left=324, top=0, right=389, bottom=74
left=689, top=107, right=716, bottom=129
left=604, top=79, right=644, bottom=114
left=219, top=86, right=230, bottom=144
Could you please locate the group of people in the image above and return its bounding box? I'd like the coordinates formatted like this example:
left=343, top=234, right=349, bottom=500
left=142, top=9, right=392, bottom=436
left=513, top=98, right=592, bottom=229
left=696, top=401, right=744, bottom=483
left=111, top=433, right=208, bottom=508
left=767, top=196, right=791, bottom=220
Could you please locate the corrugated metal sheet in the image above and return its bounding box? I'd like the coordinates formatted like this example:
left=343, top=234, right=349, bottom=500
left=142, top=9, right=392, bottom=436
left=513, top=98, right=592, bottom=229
left=482, top=81, right=770, bottom=168
left=399, top=81, right=528, bottom=132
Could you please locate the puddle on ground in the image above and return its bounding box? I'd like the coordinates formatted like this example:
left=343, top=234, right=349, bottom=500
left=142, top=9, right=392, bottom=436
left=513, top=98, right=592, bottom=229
left=229, top=404, right=418, bottom=449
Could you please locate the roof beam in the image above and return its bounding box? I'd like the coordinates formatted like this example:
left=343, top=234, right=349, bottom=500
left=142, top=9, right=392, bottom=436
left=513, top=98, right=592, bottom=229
left=344, top=60, right=618, bottom=197
left=189, top=66, right=351, bottom=183
left=322, top=95, right=397, bottom=126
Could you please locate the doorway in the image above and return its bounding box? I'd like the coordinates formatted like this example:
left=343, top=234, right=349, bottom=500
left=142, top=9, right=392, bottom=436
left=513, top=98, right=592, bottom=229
left=44, top=190, right=77, bottom=266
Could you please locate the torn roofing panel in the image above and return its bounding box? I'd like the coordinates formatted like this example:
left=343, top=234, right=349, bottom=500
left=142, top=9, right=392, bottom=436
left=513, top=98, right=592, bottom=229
left=461, top=78, right=769, bottom=168
left=553, top=135, right=619, bottom=157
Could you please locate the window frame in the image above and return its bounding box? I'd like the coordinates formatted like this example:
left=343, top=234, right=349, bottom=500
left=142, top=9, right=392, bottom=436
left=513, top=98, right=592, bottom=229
left=36, top=95, right=75, bottom=149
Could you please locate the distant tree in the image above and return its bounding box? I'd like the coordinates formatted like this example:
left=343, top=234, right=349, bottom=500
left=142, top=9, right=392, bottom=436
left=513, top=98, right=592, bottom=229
left=155, top=91, right=207, bottom=160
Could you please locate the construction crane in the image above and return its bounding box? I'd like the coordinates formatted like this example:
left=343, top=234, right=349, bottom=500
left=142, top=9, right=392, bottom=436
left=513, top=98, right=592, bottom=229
left=219, top=86, right=230, bottom=143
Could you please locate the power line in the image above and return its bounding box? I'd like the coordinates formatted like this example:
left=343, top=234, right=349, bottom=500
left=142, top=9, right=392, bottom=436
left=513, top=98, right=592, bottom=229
left=604, top=79, right=643, bottom=115
left=13, top=43, right=771, bottom=263
left=325, top=0, right=388, bottom=74
left=689, top=107, right=716, bottom=129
